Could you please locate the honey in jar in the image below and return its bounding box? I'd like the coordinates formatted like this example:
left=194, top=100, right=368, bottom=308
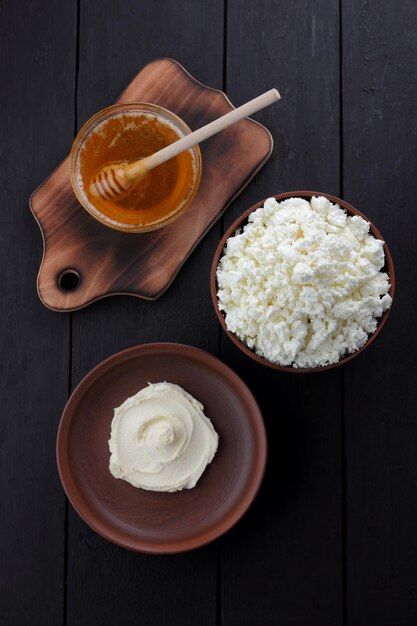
left=71, top=103, right=201, bottom=232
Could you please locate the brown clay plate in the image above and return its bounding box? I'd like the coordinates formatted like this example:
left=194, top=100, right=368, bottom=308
left=56, top=343, right=267, bottom=553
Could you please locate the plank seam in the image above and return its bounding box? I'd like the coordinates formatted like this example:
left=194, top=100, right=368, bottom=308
left=63, top=0, right=80, bottom=624
left=339, top=0, right=344, bottom=199
left=339, top=2, right=347, bottom=625
left=218, top=0, right=228, bottom=367
left=217, top=5, right=228, bottom=626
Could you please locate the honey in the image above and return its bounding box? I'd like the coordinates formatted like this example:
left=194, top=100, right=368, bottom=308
left=73, top=105, right=201, bottom=232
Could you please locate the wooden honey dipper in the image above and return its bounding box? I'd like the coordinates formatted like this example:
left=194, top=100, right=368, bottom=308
left=89, top=88, right=280, bottom=201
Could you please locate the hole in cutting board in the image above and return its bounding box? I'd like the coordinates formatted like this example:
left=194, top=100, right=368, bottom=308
left=58, top=269, right=81, bottom=292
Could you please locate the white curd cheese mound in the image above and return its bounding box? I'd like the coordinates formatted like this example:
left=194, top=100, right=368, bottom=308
left=216, top=196, right=392, bottom=368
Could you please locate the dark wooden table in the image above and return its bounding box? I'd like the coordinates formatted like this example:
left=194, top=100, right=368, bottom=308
left=2, top=1, right=417, bottom=624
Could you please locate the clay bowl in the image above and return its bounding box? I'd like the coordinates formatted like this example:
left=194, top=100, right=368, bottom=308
left=210, top=190, right=395, bottom=373
left=56, top=343, right=266, bottom=553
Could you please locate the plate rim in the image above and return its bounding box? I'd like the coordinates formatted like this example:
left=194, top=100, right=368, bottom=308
left=56, top=342, right=267, bottom=554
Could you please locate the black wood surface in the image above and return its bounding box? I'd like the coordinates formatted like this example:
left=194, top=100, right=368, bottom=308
left=221, top=3, right=343, bottom=624
left=343, top=1, right=417, bottom=624
left=1, top=0, right=417, bottom=625
left=67, top=2, right=223, bottom=626
left=0, top=1, right=75, bottom=624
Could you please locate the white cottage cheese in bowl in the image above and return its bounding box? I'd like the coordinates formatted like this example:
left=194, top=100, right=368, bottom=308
left=216, top=196, right=392, bottom=368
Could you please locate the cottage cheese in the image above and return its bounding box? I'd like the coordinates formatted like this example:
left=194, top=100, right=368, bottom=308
left=216, top=196, right=392, bottom=368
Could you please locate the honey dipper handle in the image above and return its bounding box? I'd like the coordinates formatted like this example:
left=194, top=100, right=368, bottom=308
left=126, top=88, right=280, bottom=178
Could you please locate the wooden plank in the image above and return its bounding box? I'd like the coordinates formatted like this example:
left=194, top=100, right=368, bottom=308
left=0, top=0, right=75, bottom=624
left=343, top=1, right=417, bottom=623
left=221, top=1, right=343, bottom=624
left=66, top=1, right=224, bottom=625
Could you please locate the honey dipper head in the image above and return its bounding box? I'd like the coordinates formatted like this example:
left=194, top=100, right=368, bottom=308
left=89, top=163, right=132, bottom=201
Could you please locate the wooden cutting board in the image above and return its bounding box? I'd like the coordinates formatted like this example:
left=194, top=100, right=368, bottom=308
left=30, top=58, right=273, bottom=311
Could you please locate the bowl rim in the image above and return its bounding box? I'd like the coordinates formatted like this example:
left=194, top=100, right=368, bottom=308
left=56, top=342, right=267, bottom=553
left=210, top=190, right=396, bottom=373
left=69, top=101, right=202, bottom=233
